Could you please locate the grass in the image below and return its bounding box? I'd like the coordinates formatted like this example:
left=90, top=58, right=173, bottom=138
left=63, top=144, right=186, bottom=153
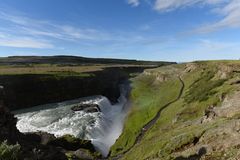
left=110, top=65, right=183, bottom=156
left=0, top=63, right=159, bottom=76
left=0, top=64, right=103, bottom=76
left=184, top=70, right=226, bottom=103
left=110, top=61, right=239, bottom=159
left=120, top=119, right=226, bottom=160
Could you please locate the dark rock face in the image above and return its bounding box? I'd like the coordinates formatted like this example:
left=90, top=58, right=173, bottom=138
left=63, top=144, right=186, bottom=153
left=48, top=134, right=95, bottom=152
left=0, top=87, right=19, bottom=144
left=71, top=103, right=101, bottom=113
left=19, top=144, right=68, bottom=160
left=19, top=133, right=100, bottom=160
left=0, top=68, right=131, bottom=111
left=24, top=132, right=56, bottom=145
left=0, top=108, right=19, bottom=143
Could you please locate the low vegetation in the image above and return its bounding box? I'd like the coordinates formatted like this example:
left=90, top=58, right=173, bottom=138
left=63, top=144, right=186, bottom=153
left=0, top=141, right=21, bottom=160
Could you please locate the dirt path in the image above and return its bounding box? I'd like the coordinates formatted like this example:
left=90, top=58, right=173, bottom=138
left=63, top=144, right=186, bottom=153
left=109, top=77, right=185, bottom=160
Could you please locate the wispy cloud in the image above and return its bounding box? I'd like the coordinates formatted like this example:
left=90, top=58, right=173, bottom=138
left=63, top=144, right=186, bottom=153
left=0, top=9, right=169, bottom=51
left=151, top=0, right=240, bottom=33
left=195, top=0, right=240, bottom=33
left=127, top=0, right=140, bottom=7
left=199, top=38, right=239, bottom=50
left=154, top=0, right=226, bottom=12
left=0, top=32, right=53, bottom=48
left=0, top=12, right=113, bottom=41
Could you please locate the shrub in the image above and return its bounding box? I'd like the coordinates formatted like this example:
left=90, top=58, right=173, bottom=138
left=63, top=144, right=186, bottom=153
left=0, top=141, right=21, bottom=160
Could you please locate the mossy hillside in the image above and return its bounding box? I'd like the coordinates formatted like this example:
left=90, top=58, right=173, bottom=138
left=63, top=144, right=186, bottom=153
left=111, top=61, right=240, bottom=159
left=110, top=65, right=184, bottom=156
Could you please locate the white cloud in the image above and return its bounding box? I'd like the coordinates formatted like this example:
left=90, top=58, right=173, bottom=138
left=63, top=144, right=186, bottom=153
left=127, top=0, right=140, bottom=7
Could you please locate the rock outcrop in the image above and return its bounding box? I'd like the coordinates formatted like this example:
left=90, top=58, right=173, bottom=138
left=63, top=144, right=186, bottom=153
left=213, top=91, right=240, bottom=118
left=47, top=134, right=95, bottom=152
left=71, top=103, right=101, bottom=113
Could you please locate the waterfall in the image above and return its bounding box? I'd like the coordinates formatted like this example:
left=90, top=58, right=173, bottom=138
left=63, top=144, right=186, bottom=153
left=14, top=83, right=130, bottom=157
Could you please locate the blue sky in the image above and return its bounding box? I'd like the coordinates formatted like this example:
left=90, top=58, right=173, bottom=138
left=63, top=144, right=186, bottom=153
left=0, top=0, right=240, bottom=61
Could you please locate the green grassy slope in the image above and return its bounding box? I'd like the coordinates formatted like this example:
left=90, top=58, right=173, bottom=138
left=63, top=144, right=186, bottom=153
left=110, top=61, right=240, bottom=160
left=110, top=65, right=184, bottom=156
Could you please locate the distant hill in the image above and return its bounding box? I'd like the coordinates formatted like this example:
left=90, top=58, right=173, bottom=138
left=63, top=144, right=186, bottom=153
left=0, top=56, right=175, bottom=66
